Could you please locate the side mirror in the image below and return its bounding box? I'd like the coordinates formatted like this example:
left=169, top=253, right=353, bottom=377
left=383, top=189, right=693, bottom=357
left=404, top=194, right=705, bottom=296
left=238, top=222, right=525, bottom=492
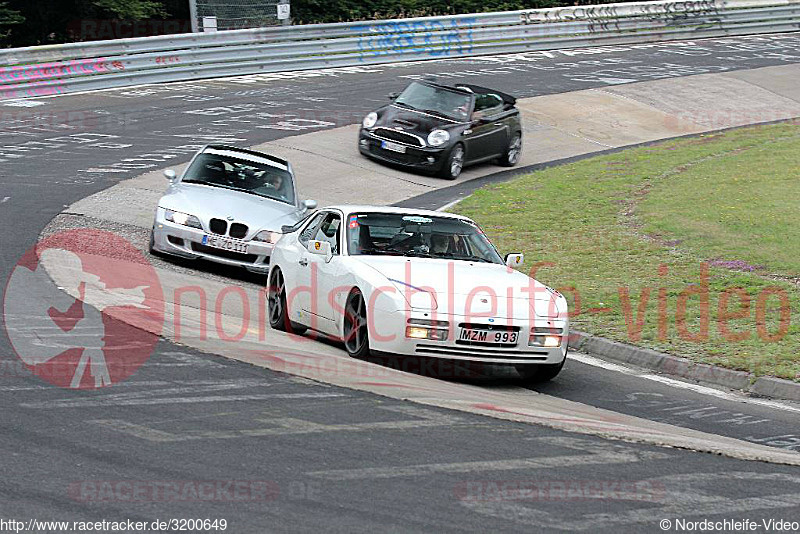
left=307, top=240, right=333, bottom=263
left=388, top=92, right=399, bottom=100
left=304, top=199, right=318, bottom=210
left=164, top=169, right=177, bottom=181
left=505, top=253, right=524, bottom=268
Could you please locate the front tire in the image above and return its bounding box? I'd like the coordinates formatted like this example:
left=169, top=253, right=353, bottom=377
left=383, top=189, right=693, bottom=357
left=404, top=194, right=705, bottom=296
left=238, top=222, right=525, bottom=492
left=515, top=354, right=565, bottom=382
left=148, top=229, right=162, bottom=256
left=439, top=144, right=464, bottom=180
left=343, top=289, right=370, bottom=358
left=498, top=133, right=522, bottom=167
left=268, top=269, right=307, bottom=335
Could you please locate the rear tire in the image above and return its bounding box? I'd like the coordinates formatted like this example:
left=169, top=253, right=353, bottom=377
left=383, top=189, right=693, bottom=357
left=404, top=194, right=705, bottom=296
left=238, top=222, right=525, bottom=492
left=439, top=144, right=464, bottom=180
left=498, top=133, right=522, bottom=167
left=343, top=289, right=370, bottom=358
left=515, top=353, right=565, bottom=382
left=268, top=268, right=307, bottom=335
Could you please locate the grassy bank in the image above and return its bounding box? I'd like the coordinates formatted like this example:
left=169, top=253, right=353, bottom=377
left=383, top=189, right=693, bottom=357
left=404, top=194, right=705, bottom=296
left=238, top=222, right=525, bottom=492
left=454, top=121, right=800, bottom=380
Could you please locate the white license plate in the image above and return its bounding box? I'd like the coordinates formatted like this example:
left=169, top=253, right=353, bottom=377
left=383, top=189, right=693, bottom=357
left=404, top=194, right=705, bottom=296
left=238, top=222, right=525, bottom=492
left=459, top=329, right=519, bottom=344
left=381, top=140, right=407, bottom=153
left=201, top=235, right=249, bottom=254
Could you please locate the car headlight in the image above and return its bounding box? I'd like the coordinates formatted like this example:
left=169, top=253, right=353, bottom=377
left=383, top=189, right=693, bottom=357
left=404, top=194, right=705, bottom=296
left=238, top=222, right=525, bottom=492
left=164, top=209, right=202, bottom=229
left=427, top=129, right=450, bottom=147
left=362, top=112, right=378, bottom=129
left=253, top=230, right=281, bottom=244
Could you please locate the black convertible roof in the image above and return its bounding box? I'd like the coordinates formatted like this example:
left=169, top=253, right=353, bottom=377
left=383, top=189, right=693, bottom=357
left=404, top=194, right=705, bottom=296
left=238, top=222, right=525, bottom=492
left=453, top=84, right=517, bottom=106
left=418, top=80, right=516, bottom=106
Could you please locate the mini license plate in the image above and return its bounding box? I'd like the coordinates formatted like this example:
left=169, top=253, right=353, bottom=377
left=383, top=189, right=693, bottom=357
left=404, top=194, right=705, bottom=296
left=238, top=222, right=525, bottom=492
left=381, top=140, right=407, bottom=153
left=458, top=329, right=519, bottom=344
left=201, top=234, right=249, bottom=254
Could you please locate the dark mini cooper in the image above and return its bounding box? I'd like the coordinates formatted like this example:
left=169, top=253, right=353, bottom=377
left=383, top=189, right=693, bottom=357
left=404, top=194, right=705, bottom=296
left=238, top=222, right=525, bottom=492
left=358, top=81, right=522, bottom=180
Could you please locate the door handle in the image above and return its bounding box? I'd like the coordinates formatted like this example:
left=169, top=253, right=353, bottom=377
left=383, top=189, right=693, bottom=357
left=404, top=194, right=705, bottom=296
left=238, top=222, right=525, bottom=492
left=298, top=258, right=308, bottom=266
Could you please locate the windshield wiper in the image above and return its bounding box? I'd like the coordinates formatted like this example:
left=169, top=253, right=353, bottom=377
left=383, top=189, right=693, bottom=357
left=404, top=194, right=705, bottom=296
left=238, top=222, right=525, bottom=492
left=393, top=101, right=418, bottom=111
left=437, top=253, right=493, bottom=263
left=421, top=109, right=453, bottom=120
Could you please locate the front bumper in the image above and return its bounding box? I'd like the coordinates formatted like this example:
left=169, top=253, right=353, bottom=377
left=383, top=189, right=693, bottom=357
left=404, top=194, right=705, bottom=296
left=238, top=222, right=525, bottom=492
left=368, top=309, right=568, bottom=365
left=151, top=210, right=274, bottom=272
left=359, top=129, right=448, bottom=172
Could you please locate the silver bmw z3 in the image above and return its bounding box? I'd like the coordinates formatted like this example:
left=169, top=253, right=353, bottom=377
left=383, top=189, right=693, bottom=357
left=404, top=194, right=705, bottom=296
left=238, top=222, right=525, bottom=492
left=150, top=145, right=317, bottom=273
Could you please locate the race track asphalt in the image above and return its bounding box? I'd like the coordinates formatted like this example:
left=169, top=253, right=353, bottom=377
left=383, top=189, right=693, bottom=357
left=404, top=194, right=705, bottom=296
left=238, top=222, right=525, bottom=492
left=1, top=33, right=800, bottom=532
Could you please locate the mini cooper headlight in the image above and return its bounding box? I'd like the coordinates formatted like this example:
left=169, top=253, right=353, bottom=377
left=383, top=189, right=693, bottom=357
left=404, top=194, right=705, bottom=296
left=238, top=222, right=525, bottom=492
left=427, top=129, right=450, bottom=147
left=253, top=230, right=281, bottom=244
left=362, top=112, right=378, bottom=129
left=164, top=209, right=202, bottom=229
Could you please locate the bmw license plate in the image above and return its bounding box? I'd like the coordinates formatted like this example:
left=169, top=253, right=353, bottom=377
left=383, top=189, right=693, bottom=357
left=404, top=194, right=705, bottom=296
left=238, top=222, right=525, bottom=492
left=202, top=234, right=249, bottom=254
left=381, top=140, right=407, bottom=154
left=459, top=328, right=519, bottom=344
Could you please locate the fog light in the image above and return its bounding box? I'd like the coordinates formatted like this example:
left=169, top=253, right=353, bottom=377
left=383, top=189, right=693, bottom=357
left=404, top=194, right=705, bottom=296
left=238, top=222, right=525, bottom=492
left=360, top=139, right=369, bottom=148
left=405, top=325, right=448, bottom=341
left=427, top=156, right=435, bottom=163
left=529, top=334, right=562, bottom=347
left=406, top=326, right=429, bottom=339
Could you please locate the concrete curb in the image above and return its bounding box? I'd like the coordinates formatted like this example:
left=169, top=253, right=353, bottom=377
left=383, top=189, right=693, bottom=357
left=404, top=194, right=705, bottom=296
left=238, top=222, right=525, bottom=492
left=568, top=331, right=800, bottom=402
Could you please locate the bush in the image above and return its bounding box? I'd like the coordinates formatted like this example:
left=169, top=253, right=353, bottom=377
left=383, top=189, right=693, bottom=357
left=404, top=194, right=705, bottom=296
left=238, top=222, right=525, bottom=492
left=292, top=0, right=569, bottom=24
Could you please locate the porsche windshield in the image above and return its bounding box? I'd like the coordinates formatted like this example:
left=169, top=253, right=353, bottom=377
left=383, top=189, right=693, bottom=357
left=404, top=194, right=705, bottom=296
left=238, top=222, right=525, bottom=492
left=347, top=213, right=503, bottom=264
left=181, top=150, right=295, bottom=204
left=394, top=82, right=471, bottom=121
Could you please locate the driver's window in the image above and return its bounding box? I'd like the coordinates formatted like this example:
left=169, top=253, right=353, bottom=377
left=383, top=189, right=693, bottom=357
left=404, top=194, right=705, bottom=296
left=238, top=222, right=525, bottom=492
left=312, top=213, right=341, bottom=254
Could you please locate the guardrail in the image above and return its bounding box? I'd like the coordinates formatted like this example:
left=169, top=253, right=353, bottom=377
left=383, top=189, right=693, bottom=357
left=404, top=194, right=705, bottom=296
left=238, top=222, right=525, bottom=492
left=1, top=0, right=798, bottom=100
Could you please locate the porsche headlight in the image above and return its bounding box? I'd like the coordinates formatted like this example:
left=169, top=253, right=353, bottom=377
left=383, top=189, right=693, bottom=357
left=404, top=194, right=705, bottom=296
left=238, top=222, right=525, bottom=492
left=427, top=129, right=450, bottom=147
left=253, top=230, right=281, bottom=244
left=164, top=209, right=202, bottom=229
left=362, top=112, right=378, bottom=129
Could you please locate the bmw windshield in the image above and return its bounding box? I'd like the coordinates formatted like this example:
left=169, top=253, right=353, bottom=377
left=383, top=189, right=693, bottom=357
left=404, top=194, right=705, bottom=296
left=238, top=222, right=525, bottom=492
left=394, top=82, right=472, bottom=121
left=346, top=213, right=503, bottom=264
left=181, top=148, right=295, bottom=205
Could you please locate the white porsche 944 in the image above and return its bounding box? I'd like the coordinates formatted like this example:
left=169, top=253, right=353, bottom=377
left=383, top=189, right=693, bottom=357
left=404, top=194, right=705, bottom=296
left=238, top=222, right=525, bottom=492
left=267, top=206, right=569, bottom=381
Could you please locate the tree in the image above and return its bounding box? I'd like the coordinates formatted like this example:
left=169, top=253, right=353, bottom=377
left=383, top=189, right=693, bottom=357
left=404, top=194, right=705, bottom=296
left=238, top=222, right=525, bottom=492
left=91, top=0, right=166, bottom=20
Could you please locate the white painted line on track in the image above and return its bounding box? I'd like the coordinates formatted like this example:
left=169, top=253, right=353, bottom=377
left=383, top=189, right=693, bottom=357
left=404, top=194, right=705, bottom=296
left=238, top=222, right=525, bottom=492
left=308, top=436, right=670, bottom=480
left=1, top=196, right=9, bottom=203
left=569, top=352, right=800, bottom=415
left=436, top=198, right=464, bottom=212
left=21, top=391, right=345, bottom=409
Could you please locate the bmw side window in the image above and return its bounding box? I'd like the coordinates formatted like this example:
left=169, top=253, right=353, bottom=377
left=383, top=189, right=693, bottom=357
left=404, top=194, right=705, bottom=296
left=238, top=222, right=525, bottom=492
left=313, top=213, right=342, bottom=254
left=299, top=212, right=326, bottom=245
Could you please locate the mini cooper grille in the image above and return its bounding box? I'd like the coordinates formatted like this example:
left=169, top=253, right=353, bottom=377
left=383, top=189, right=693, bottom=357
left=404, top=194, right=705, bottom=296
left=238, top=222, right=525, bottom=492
left=229, top=223, right=248, bottom=239
left=373, top=128, right=425, bottom=148
left=210, top=218, right=227, bottom=235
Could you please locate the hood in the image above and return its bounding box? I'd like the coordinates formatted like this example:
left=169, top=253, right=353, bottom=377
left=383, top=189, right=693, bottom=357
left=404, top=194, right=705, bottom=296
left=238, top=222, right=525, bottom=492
left=372, top=105, right=462, bottom=136
left=159, top=183, right=301, bottom=235
left=354, top=256, right=564, bottom=319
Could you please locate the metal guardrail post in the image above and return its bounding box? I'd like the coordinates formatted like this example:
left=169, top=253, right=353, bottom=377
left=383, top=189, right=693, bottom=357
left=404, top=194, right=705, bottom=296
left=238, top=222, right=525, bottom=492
left=189, top=0, right=200, bottom=33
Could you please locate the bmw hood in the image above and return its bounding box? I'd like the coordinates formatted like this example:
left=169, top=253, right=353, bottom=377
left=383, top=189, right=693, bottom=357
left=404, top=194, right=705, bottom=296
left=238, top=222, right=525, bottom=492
left=158, top=183, right=301, bottom=236
left=354, top=256, right=565, bottom=319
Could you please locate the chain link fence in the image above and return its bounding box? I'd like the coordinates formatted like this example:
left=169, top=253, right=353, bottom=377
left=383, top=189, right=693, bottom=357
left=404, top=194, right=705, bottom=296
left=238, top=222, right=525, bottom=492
left=192, top=0, right=289, bottom=31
